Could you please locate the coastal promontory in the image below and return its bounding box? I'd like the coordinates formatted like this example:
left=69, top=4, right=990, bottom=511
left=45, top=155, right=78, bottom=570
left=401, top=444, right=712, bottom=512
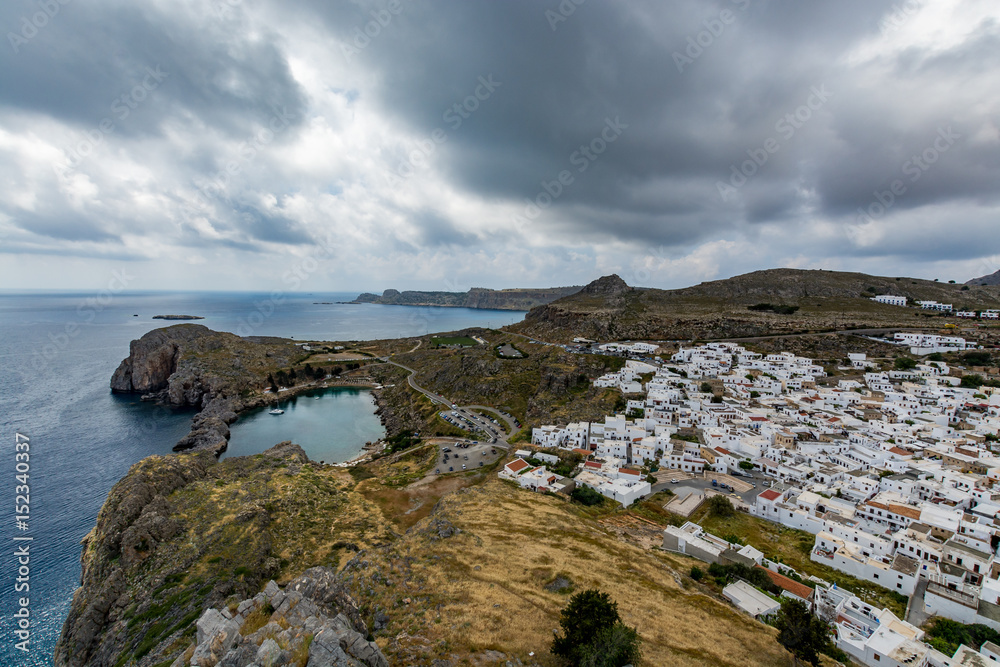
left=352, top=285, right=583, bottom=310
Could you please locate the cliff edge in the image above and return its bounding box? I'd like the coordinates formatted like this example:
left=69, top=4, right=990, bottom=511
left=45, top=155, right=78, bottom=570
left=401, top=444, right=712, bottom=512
left=54, top=442, right=389, bottom=667
left=109, top=325, right=305, bottom=455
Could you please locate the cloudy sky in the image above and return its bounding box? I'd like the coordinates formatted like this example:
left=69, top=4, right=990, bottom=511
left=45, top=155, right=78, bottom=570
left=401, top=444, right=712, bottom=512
left=1, top=0, right=999, bottom=292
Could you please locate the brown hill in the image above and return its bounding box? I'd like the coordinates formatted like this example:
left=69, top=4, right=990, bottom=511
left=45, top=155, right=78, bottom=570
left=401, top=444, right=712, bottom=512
left=968, top=269, right=1000, bottom=286
left=510, top=269, right=1000, bottom=341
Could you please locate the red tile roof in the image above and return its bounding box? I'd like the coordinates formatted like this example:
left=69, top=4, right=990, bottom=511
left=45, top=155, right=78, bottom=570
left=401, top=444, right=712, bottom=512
left=757, top=567, right=813, bottom=601
left=506, top=459, right=530, bottom=474
left=584, top=461, right=603, bottom=470
left=759, top=489, right=781, bottom=502
left=619, top=468, right=641, bottom=476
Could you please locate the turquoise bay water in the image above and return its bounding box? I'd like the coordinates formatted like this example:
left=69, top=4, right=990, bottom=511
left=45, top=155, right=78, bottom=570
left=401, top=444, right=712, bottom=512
left=220, top=387, right=385, bottom=463
left=0, top=290, right=524, bottom=665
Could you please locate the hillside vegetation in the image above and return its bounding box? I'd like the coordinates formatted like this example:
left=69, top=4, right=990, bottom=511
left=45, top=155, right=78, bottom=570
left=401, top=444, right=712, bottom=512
left=56, top=441, right=806, bottom=666
left=511, top=270, right=1000, bottom=342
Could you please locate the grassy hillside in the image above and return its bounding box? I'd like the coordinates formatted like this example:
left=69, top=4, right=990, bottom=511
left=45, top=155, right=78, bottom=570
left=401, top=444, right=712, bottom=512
left=346, top=477, right=799, bottom=666
left=390, top=329, right=626, bottom=426
left=59, top=440, right=808, bottom=666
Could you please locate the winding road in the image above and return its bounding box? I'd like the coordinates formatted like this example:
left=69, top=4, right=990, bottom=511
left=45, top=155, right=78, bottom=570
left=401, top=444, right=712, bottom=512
left=384, top=359, right=514, bottom=448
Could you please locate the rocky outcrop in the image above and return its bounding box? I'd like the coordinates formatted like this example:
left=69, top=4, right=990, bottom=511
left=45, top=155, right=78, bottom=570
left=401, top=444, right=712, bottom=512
left=109, top=325, right=307, bottom=454
left=55, top=451, right=214, bottom=667
left=968, top=269, right=1000, bottom=286
left=180, top=569, right=387, bottom=667
left=55, top=443, right=336, bottom=667
left=110, top=331, right=181, bottom=394
left=579, top=274, right=631, bottom=297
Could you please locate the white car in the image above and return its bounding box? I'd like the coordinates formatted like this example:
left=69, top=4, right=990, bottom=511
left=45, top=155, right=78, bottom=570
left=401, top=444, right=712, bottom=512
left=670, top=479, right=679, bottom=484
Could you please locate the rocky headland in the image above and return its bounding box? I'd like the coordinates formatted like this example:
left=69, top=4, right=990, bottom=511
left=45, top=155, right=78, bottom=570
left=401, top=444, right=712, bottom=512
left=352, top=285, right=582, bottom=311
left=109, top=325, right=309, bottom=455
left=152, top=315, right=205, bottom=320
left=53, top=442, right=390, bottom=667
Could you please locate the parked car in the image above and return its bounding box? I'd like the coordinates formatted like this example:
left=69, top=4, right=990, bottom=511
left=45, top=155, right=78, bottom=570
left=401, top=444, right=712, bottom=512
left=670, top=479, right=678, bottom=484
left=448, top=466, right=453, bottom=471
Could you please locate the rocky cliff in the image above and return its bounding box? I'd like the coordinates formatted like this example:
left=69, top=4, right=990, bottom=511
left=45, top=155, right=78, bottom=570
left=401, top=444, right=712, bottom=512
left=352, top=285, right=582, bottom=310
left=54, top=443, right=390, bottom=667
left=110, top=325, right=305, bottom=455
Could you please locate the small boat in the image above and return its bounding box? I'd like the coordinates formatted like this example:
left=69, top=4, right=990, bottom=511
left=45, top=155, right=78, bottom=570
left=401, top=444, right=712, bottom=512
left=269, top=408, right=284, bottom=415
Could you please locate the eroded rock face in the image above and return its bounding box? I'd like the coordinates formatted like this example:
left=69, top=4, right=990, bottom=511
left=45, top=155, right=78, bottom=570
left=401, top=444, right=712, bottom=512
left=54, top=443, right=313, bottom=667
left=110, top=335, right=180, bottom=393
left=54, top=452, right=213, bottom=667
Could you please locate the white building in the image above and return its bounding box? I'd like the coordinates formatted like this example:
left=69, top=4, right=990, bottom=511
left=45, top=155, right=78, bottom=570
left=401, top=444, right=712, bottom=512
left=873, top=295, right=908, bottom=307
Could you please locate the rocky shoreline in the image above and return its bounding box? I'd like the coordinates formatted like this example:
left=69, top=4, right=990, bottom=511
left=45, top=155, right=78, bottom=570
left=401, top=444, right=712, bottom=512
left=109, top=324, right=406, bottom=459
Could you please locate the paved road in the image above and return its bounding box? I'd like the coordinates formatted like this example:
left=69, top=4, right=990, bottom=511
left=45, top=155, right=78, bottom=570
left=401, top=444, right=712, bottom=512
left=906, top=578, right=930, bottom=628
left=385, top=360, right=512, bottom=449
left=656, top=476, right=761, bottom=505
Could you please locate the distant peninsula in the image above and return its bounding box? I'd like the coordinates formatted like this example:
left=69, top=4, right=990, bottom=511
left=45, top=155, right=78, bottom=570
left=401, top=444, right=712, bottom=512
left=152, top=314, right=204, bottom=320
left=351, top=285, right=583, bottom=311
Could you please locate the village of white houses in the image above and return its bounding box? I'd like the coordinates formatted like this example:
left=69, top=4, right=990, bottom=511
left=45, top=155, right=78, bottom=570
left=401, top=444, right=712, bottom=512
left=498, top=333, right=1000, bottom=666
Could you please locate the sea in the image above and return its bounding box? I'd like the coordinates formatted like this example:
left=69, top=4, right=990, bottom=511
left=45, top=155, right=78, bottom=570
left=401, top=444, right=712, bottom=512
left=0, top=290, right=524, bottom=666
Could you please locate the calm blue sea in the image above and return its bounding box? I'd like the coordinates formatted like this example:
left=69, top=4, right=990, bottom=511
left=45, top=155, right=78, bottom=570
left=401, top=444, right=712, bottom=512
left=0, top=291, right=524, bottom=666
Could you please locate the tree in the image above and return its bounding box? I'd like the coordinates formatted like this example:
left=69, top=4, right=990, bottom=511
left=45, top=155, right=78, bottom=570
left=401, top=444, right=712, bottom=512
left=578, top=623, right=642, bottom=667
left=571, top=486, right=605, bottom=507
left=552, top=590, right=620, bottom=663
left=738, top=460, right=754, bottom=471
left=894, top=357, right=918, bottom=370
left=690, top=566, right=703, bottom=581
left=700, top=382, right=713, bottom=393
left=774, top=598, right=829, bottom=666
left=552, top=590, right=640, bottom=667
left=707, top=495, right=735, bottom=518
left=961, top=374, right=984, bottom=389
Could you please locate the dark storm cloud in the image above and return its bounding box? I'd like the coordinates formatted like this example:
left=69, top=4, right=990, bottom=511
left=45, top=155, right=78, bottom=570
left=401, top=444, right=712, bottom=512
left=2, top=0, right=999, bottom=287
left=1, top=0, right=307, bottom=140
left=322, top=0, right=999, bottom=250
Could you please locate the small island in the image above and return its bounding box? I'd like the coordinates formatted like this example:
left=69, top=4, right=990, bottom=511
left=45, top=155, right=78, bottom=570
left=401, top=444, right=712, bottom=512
left=152, top=314, right=205, bottom=320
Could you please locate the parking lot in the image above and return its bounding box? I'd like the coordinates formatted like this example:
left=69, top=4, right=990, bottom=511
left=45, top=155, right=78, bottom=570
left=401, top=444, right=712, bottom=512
left=431, top=439, right=502, bottom=475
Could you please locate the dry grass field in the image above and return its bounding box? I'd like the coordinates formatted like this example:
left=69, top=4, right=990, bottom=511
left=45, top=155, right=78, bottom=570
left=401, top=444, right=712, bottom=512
left=348, top=478, right=799, bottom=666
